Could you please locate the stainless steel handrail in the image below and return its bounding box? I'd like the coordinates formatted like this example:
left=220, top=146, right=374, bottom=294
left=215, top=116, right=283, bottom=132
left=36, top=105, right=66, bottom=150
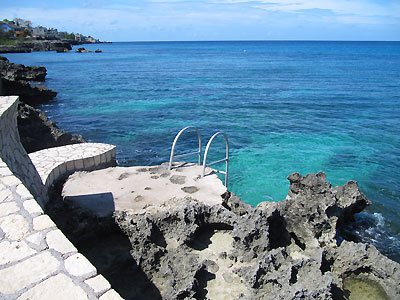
left=169, top=126, right=202, bottom=170
left=202, top=132, right=229, bottom=187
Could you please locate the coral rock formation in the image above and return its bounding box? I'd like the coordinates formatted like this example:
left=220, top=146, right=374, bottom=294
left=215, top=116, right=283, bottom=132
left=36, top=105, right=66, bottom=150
left=115, top=172, right=399, bottom=300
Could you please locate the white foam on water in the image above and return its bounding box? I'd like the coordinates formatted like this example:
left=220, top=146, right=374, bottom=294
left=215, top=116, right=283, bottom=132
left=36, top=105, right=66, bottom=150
left=347, top=212, right=400, bottom=263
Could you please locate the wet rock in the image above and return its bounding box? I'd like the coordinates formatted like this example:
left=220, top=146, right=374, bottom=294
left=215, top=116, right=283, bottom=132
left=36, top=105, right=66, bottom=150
left=0, top=57, right=86, bottom=152
left=0, top=56, right=57, bottom=105
left=75, top=47, right=92, bottom=53
left=149, top=165, right=171, bottom=178
left=118, top=173, right=131, bottom=180
left=0, top=56, right=46, bottom=81
left=181, top=186, right=199, bottom=194
left=169, top=175, right=186, bottom=185
left=0, top=45, right=32, bottom=53
left=1, top=78, right=57, bottom=105
left=134, top=195, right=144, bottom=202
left=0, top=41, right=72, bottom=54
left=17, top=103, right=86, bottom=153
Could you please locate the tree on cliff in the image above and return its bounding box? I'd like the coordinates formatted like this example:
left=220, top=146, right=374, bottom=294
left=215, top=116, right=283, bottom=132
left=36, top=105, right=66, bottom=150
left=0, top=30, right=13, bottom=44
left=65, top=32, right=75, bottom=40
left=2, top=19, right=14, bottom=24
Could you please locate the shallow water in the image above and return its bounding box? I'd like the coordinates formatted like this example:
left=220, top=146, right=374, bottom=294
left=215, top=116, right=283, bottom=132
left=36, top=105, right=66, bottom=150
left=343, top=277, right=389, bottom=300
left=4, top=41, right=400, bottom=261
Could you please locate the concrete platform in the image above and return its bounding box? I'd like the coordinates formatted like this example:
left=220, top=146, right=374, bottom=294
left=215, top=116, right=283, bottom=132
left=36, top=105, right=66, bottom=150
left=62, top=162, right=227, bottom=217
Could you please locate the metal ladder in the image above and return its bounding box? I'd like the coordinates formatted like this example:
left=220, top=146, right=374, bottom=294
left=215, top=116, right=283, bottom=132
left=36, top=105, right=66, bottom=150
left=168, top=127, right=229, bottom=187
left=202, top=131, right=229, bottom=187
left=169, top=126, right=202, bottom=170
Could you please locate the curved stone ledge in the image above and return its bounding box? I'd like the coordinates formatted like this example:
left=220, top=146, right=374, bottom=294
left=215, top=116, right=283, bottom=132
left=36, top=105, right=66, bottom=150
left=29, top=143, right=117, bottom=191
left=0, top=96, right=47, bottom=207
left=0, top=96, right=123, bottom=299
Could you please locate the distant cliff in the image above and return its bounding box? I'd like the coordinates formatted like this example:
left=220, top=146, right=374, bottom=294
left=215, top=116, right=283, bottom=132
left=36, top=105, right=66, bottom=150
left=1, top=18, right=107, bottom=53
left=0, top=40, right=73, bottom=53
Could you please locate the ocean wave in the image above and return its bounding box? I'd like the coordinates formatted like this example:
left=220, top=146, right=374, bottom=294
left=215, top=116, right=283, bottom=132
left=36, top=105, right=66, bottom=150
left=340, top=212, right=400, bottom=263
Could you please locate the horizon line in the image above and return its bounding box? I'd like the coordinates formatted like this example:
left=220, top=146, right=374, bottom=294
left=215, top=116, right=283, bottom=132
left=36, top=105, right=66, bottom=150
left=107, top=39, right=400, bottom=43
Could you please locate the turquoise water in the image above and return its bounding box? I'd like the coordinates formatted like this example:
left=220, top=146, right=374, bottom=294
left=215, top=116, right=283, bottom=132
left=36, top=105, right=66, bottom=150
left=4, top=41, right=400, bottom=261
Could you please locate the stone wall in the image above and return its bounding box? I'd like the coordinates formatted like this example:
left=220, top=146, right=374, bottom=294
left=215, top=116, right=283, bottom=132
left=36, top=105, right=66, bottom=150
left=0, top=96, right=123, bottom=299
left=0, top=96, right=48, bottom=207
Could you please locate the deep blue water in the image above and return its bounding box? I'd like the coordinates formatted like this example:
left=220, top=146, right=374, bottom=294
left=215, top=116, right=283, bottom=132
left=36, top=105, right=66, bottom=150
left=4, top=41, right=400, bottom=261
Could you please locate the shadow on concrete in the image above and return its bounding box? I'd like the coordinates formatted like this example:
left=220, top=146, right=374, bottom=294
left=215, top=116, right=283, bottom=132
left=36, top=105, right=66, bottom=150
left=63, top=192, right=115, bottom=218
left=46, top=180, right=162, bottom=300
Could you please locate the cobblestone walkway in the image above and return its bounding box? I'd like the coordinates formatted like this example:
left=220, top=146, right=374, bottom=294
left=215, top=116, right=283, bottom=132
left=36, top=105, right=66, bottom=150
left=0, top=96, right=122, bottom=299
left=0, top=157, right=122, bottom=299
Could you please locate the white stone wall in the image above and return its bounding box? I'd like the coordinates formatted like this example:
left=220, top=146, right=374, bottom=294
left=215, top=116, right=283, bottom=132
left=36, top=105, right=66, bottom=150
left=30, top=143, right=116, bottom=190
left=0, top=96, right=48, bottom=207
left=0, top=96, right=122, bottom=299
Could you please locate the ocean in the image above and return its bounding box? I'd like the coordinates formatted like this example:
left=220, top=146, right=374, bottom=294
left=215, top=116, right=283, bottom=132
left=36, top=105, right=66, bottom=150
left=4, top=41, right=400, bottom=261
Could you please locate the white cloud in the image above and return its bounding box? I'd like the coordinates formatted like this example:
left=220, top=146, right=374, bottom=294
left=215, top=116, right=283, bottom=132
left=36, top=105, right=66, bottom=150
left=215, top=0, right=400, bottom=18
left=1, top=0, right=398, bottom=41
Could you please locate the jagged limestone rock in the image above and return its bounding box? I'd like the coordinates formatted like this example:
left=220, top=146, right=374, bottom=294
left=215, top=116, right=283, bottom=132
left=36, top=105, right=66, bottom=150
left=114, top=172, right=397, bottom=300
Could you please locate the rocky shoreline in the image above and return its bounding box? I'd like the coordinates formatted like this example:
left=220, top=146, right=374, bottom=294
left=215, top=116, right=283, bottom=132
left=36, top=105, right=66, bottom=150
left=0, top=40, right=74, bottom=53
left=2, top=56, right=399, bottom=299
left=48, top=167, right=400, bottom=300
left=0, top=39, right=111, bottom=54
left=112, top=172, right=399, bottom=299
left=0, top=56, right=85, bottom=152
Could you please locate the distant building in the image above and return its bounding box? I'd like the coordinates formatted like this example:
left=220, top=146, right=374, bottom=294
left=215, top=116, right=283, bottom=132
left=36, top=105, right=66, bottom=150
left=56, top=32, right=66, bottom=39
left=31, top=27, right=46, bottom=37
left=0, top=22, right=24, bottom=38
left=1, top=18, right=100, bottom=43
left=0, top=22, right=22, bottom=32
left=75, top=33, right=84, bottom=42
left=13, top=18, right=32, bottom=28
left=45, top=28, right=58, bottom=39
left=85, top=36, right=98, bottom=43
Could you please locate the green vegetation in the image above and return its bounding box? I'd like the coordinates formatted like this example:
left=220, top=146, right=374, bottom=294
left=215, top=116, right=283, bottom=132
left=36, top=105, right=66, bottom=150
left=65, top=32, right=75, bottom=40
left=0, top=39, right=21, bottom=46
left=2, top=19, right=14, bottom=24
left=0, top=30, right=31, bottom=45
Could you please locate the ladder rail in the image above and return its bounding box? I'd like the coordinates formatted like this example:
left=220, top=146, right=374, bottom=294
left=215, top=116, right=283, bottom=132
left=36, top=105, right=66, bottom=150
left=169, top=126, right=202, bottom=170
left=202, top=132, right=229, bottom=187
left=173, top=151, right=201, bottom=159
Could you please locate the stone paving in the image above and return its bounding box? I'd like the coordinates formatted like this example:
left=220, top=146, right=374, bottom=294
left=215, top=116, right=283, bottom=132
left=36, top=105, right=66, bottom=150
left=0, top=96, right=123, bottom=299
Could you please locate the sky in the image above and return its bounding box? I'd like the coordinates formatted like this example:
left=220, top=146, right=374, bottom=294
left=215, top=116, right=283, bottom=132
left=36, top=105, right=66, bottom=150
left=1, top=0, right=399, bottom=42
